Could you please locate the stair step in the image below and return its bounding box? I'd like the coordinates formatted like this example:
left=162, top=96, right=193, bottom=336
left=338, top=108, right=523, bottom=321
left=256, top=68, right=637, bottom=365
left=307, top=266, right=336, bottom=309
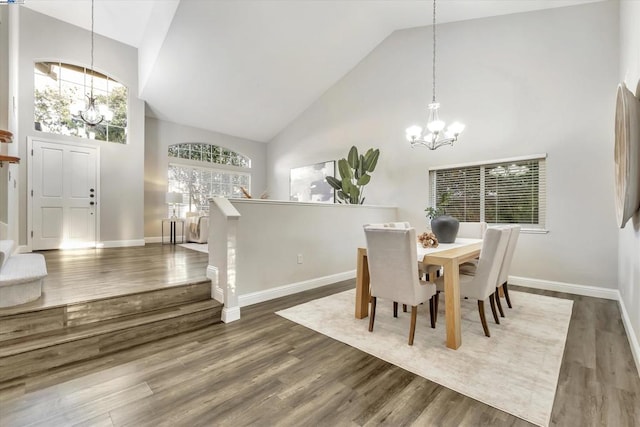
left=0, top=299, right=222, bottom=383
left=0, top=281, right=212, bottom=343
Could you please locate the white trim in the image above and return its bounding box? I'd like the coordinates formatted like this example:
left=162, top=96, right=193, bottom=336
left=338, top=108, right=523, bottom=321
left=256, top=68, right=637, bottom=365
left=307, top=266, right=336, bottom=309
left=96, top=239, right=145, bottom=248
left=144, top=236, right=163, bottom=244
left=238, top=270, right=356, bottom=308
left=429, top=153, right=547, bottom=171
left=16, top=245, right=29, bottom=254
left=509, top=276, right=619, bottom=300
left=221, top=306, right=241, bottom=323
left=206, top=265, right=224, bottom=303
left=618, top=294, right=640, bottom=377
left=229, top=198, right=397, bottom=210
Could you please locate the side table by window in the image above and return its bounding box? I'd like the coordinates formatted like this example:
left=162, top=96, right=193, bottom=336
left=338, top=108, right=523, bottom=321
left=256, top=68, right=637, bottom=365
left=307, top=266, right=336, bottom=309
left=162, top=218, right=185, bottom=244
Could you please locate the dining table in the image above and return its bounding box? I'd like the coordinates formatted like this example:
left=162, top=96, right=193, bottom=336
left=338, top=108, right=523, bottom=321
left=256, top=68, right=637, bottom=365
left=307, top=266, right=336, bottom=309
left=355, top=238, right=483, bottom=350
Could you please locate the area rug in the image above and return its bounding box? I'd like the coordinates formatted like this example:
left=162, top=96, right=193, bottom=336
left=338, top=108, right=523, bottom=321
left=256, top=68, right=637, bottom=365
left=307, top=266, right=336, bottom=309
left=178, top=243, right=208, bottom=253
left=276, top=288, right=572, bottom=426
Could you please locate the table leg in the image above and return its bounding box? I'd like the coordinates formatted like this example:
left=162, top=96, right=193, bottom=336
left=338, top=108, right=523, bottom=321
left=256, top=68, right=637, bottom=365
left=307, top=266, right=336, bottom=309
left=355, top=248, right=370, bottom=319
left=171, top=222, right=176, bottom=244
left=443, top=259, right=462, bottom=349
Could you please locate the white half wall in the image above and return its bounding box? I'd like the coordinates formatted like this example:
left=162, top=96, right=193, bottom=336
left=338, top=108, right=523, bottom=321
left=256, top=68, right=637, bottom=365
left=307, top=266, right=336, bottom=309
left=144, top=117, right=267, bottom=239
left=212, top=199, right=396, bottom=302
left=618, top=0, right=640, bottom=373
left=266, top=1, right=619, bottom=290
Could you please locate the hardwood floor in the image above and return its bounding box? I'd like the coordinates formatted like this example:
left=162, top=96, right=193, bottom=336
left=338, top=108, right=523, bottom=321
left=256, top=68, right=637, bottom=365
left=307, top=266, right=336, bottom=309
left=0, top=281, right=638, bottom=426
left=0, top=244, right=210, bottom=316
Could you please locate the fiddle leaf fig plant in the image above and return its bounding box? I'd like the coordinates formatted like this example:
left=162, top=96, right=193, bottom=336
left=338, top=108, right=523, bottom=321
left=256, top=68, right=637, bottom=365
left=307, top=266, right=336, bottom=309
left=326, top=146, right=380, bottom=204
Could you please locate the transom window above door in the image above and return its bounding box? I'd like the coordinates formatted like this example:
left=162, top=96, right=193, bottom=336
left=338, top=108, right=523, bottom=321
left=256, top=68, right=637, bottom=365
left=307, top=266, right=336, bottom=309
left=34, top=62, right=128, bottom=144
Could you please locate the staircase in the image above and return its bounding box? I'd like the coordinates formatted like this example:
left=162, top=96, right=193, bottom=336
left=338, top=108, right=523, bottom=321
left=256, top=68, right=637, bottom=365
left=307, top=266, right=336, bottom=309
left=0, top=280, right=222, bottom=384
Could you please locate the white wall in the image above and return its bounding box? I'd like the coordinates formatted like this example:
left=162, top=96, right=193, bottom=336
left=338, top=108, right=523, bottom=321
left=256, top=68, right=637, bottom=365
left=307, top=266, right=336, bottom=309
left=618, top=0, right=640, bottom=364
left=217, top=199, right=396, bottom=301
left=144, top=117, right=267, bottom=239
left=17, top=8, right=145, bottom=246
left=267, top=1, right=619, bottom=289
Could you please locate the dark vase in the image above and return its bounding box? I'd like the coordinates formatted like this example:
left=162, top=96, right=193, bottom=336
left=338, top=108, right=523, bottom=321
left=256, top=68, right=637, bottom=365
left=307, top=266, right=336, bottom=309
left=430, top=215, right=459, bottom=243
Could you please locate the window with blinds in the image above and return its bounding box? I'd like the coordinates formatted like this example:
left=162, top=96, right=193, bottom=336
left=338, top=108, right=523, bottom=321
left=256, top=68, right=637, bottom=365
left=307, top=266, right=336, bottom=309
left=429, top=155, right=547, bottom=230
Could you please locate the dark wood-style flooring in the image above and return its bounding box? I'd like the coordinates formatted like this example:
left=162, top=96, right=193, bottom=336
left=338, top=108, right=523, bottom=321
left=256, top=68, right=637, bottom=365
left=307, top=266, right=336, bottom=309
left=0, top=247, right=638, bottom=426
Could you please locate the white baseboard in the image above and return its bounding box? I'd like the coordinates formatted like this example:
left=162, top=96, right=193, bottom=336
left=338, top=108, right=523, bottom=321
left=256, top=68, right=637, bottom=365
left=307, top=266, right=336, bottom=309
left=17, top=245, right=30, bottom=254
left=617, top=293, right=640, bottom=377
left=97, top=239, right=146, bottom=248
left=221, top=306, right=241, bottom=323
left=206, top=265, right=224, bottom=303
left=237, top=270, right=356, bottom=308
left=145, top=236, right=162, bottom=244
left=509, top=276, right=619, bottom=300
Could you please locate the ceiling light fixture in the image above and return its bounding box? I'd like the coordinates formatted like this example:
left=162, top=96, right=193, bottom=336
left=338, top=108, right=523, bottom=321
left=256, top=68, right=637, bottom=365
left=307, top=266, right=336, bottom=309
left=406, top=0, right=464, bottom=150
left=80, top=0, right=104, bottom=127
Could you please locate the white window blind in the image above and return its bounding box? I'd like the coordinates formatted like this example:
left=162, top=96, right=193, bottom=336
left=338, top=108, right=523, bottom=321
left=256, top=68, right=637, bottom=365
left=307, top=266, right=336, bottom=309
left=429, top=156, right=546, bottom=230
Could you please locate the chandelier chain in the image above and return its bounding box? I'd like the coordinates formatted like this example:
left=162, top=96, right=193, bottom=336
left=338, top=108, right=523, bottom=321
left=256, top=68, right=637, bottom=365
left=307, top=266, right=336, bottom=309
left=89, top=0, right=95, bottom=98
left=432, top=0, right=436, bottom=103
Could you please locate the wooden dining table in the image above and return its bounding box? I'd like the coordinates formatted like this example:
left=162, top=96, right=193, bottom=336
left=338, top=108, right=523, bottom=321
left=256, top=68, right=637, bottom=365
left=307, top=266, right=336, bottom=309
left=355, top=238, right=483, bottom=350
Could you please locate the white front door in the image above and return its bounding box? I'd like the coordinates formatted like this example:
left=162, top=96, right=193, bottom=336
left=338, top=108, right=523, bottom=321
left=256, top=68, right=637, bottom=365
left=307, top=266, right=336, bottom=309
left=31, top=139, right=98, bottom=250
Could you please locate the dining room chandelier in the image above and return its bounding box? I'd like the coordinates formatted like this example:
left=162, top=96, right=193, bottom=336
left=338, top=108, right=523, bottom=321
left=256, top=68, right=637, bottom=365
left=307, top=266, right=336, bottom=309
left=80, top=0, right=105, bottom=127
left=406, top=0, right=465, bottom=150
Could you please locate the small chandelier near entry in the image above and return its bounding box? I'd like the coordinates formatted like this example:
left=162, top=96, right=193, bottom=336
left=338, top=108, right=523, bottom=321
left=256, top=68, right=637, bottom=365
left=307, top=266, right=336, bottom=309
left=406, top=0, right=464, bottom=150
left=80, top=0, right=105, bottom=127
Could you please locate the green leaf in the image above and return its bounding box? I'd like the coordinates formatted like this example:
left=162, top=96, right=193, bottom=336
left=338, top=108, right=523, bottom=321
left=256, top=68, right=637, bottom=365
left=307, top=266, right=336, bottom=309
left=347, top=146, right=359, bottom=169
left=357, top=174, right=371, bottom=186
left=338, top=158, right=352, bottom=179
left=358, top=154, right=366, bottom=178
left=341, top=178, right=352, bottom=194
left=326, top=176, right=342, bottom=191
left=337, top=190, right=347, bottom=202
left=364, top=149, right=380, bottom=172
left=350, top=186, right=360, bottom=204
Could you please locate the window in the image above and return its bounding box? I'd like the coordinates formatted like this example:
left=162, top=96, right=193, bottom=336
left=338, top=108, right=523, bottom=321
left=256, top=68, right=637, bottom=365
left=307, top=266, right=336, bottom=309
left=429, top=155, right=547, bottom=230
left=34, top=62, right=128, bottom=143
left=168, top=143, right=251, bottom=168
left=167, top=143, right=251, bottom=216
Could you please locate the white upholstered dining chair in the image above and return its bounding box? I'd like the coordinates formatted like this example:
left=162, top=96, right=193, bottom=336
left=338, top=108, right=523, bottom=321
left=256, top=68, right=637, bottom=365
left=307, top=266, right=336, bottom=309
left=434, top=227, right=510, bottom=337
left=496, top=225, right=521, bottom=310
left=457, top=221, right=488, bottom=239
left=364, top=226, right=437, bottom=345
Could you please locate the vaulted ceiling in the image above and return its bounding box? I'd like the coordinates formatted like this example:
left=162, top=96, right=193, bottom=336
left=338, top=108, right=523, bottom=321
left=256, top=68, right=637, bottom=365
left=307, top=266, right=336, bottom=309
left=24, top=0, right=603, bottom=142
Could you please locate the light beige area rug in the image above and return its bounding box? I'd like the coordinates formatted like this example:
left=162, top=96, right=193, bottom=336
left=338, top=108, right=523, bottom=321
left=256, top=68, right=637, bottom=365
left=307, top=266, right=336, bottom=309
left=178, top=243, right=208, bottom=253
left=276, top=288, right=573, bottom=427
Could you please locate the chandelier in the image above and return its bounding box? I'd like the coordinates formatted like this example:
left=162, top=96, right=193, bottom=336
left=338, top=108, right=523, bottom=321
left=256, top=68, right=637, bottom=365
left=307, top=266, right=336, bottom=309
left=406, top=0, right=464, bottom=150
left=80, top=0, right=105, bottom=127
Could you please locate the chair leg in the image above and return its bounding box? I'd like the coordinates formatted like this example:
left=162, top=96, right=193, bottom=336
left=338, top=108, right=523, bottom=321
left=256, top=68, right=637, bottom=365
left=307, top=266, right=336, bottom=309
left=489, top=294, right=500, bottom=324
left=369, top=297, right=377, bottom=332
left=428, top=297, right=436, bottom=329
left=478, top=300, right=490, bottom=337
left=403, top=304, right=407, bottom=313
left=503, top=282, right=513, bottom=308
left=393, top=301, right=398, bottom=318
left=409, top=305, right=418, bottom=345
left=495, top=289, right=505, bottom=318
left=434, top=291, right=440, bottom=324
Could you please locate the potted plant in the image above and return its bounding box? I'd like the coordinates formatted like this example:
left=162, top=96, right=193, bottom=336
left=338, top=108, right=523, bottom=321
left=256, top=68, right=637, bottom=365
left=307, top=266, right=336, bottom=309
left=425, top=191, right=459, bottom=243
left=326, top=146, right=380, bottom=204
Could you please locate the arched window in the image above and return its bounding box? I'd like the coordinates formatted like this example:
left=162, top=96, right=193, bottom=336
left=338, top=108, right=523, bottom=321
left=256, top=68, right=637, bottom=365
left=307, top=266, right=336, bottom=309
left=168, top=143, right=251, bottom=168
left=34, top=62, right=128, bottom=144
left=167, top=143, right=251, bottom=215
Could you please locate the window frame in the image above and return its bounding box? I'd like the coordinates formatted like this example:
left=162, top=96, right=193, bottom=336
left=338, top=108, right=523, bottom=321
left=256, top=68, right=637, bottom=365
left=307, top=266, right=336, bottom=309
left=33, top=61, right=128, bottom=144
left=167, top=143, right=252, bottom=216
left=428, top=154, right=548, bottom=233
